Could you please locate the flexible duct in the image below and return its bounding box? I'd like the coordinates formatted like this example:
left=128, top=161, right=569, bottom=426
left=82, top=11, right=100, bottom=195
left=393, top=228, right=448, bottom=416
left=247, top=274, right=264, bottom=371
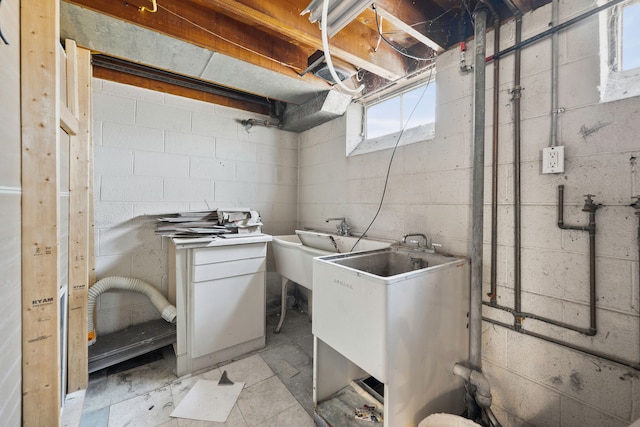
left=87, top=276, right=177, bottom=346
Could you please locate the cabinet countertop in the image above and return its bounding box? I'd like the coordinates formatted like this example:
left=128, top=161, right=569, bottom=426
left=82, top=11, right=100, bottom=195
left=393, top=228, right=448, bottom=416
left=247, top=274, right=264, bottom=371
left=170, top=234, right=272, bottom=249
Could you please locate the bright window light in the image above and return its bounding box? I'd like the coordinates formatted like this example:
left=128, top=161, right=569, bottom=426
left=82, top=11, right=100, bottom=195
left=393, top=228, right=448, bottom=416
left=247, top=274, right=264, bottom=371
left=366, top=82, right=436, bottom=140
left=622, top=3, right=640, bottom=70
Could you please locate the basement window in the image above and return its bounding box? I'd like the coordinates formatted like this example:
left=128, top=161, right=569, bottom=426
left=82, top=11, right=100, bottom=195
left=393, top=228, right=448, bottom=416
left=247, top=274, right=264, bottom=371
left=348, top=79, right=436, bottom=156
left=599, top=0, right=640, bottom=102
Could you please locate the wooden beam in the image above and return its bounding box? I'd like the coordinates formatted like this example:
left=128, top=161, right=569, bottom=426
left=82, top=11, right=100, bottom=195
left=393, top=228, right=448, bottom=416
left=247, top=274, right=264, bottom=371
left=60, top=104, right=79, bottom=135
left=374, top=6, right=442, bottom=51
left=200, top=0, right=407, bottom=79
left=67, top=46, right=91, bottom=393
left=21, top=0, right=61, bottom=424
left=65, top=39, right=79, bottom=117
left=65, top=0, right=317, bottom=79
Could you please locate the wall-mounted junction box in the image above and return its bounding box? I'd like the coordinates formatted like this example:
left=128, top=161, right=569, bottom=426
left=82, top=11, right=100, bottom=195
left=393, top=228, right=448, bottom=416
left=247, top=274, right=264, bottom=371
left=542, top=146, right=564, bottom=174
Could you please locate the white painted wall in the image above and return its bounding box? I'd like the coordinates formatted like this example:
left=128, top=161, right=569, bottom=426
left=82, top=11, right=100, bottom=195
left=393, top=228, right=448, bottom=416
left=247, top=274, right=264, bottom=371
left=0, top=0, right=22, bottom=424
left=92, top=79, right=298, bottom=334
left=298, top=1, right=640, bottom=425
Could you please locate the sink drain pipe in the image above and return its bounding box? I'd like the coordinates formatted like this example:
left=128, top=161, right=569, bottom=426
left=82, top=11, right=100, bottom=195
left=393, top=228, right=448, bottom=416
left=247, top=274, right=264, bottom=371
left=87, top=276, right=177, bottom=346
left=459, top=4, right=495, bottom=424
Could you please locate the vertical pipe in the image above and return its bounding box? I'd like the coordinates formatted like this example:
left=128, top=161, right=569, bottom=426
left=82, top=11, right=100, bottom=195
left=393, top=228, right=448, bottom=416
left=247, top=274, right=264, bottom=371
left=470, top=6, right=488, bottom=372
left=490, top=14, right=501, bottom=306
left=587, top=210, right=597, bottom=332
left=513, top=15, right=523, bottom=330
left=550, top=0, right=559, bottom=147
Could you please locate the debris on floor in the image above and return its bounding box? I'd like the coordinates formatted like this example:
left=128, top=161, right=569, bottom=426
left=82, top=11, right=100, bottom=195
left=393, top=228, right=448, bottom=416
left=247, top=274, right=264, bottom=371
left=355, top=405, right=383, bottom=423
left=170, top=378, right=244, bottom=422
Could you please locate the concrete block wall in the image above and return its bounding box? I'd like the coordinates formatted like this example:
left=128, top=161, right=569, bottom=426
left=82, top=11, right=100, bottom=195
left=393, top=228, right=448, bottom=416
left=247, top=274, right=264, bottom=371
left=0, top=0, right=22, bottom=424
left=93, top=79, right=298, bottom=333
left=298, top=1, right=639, bottom=425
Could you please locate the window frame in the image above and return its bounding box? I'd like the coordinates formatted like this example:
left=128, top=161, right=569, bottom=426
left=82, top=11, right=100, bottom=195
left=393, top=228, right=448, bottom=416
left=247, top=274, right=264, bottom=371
left=348, top=77, right=436, bottom=156
left=599, top=0, right=640, bottom=103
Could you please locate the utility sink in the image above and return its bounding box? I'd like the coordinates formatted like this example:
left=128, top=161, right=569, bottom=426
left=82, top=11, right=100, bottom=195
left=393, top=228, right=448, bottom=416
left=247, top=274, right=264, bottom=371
left=312, top=247, right=470, bottom=426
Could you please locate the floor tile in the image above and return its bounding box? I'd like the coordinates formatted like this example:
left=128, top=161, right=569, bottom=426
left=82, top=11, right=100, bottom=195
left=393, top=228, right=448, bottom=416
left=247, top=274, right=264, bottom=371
left=236, top=376, right=299, bottom=426
left=108, top=386, right=174, bottom=427
left=107, top=357, right=177, bottom=406
left=219, top=354, right=274, bottom=388
left=257, top=403, right=315, bottom=427
left=176, top=405, right=248, bottom=427
left=79, top=406, right=109, bottom=427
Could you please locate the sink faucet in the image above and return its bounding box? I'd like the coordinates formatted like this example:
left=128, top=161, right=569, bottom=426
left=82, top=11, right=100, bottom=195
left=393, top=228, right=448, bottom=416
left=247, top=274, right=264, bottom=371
left=402, top=233, right=428, bottom=248
left=402, top=233, right=442, bottom=253
left=326, top=217, right=351, bottom=236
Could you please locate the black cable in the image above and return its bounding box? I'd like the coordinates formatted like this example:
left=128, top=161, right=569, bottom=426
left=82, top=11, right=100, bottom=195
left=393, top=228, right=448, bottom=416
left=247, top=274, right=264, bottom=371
left=0, top=0, right=9, bottom=45
left=349, top=66, right=435, bottom=252
left=373, top=4, right=436, bottom=62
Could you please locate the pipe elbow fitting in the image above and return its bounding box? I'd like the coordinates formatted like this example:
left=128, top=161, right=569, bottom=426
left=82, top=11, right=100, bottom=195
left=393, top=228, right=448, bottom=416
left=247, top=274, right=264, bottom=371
left=453, top=364, right=493, bottom=408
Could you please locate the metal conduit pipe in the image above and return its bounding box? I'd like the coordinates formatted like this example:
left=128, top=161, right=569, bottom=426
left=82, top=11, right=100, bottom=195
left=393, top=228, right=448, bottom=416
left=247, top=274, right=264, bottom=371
left=550, top=0, right=560, bottom=148
left=467, top=6, right=488, bottom=423
left=557, top=185, right=601, bottom=335
left=486, top=1, right=501, bottom=306
left=513, top=15, right=523, bottom=331
left=483, top=316, right=640, bottom=371
left=483, top=185, right=601, bottom=335
left=488, top=0, right=627, bottom=62
left=470, top=5, right=488, bottom=373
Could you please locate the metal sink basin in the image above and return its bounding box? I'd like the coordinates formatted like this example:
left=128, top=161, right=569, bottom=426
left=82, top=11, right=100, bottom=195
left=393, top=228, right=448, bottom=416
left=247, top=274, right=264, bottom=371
left=312, top=246, right=470, bottom=425
left=324, top=247, right=457, bottom=279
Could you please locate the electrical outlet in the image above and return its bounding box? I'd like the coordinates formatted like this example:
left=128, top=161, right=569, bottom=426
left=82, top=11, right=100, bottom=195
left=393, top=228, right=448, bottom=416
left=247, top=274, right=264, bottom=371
left=542, top=146, right=564, bottom=174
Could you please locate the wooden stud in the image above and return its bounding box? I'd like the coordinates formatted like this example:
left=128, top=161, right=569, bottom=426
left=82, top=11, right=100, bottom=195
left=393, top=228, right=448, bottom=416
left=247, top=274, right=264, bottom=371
left=66, top=46, right=92, bottom=393
left=21, top=0, right=62, bottom=424
left=65, top=39, right=80, bottom=117
left=60, top=104, right=79, bottom=136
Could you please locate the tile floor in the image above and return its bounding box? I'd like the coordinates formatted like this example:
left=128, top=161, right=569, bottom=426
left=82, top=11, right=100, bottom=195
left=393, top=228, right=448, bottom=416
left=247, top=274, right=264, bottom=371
left=78, top=310, right=315, bottom=427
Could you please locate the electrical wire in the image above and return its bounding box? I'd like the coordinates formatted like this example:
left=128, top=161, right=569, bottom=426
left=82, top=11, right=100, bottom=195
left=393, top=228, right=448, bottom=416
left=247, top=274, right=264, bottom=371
left=372, top=5, right=437, bottom=62
left=320, top=0, right=364, bottom=93
left=156, top=3, right=302, bottom=73
left=348, top=66, right=435, bottom=251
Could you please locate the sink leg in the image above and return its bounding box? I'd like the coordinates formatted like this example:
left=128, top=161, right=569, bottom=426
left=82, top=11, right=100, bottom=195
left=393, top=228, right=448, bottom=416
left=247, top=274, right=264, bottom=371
left=274, top=278, right=289, bottom=334
left=307, top=290, right=313, bottom=322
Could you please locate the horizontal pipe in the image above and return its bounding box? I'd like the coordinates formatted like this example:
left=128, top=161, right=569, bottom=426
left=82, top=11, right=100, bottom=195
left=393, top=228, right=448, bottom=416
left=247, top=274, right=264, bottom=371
left=92, top=54, right=273, bottom=107
left=482, top=301, right=596, bottom=335
left=482, top=316, right=640, bottom=371
left=488, top=0, right=627, bottom=61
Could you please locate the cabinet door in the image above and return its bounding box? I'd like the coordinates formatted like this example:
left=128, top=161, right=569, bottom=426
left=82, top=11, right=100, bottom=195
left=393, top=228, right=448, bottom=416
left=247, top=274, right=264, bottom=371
left=190, top=272, right=265, bottom=358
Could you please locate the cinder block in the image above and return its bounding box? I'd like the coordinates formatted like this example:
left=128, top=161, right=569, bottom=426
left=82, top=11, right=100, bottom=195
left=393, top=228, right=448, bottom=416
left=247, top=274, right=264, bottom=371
left=132, top=202, right=191, bottom=217
left=214, top=181, right=254, bottom=204
left=482, top=321, right=508, bottom=367
left=93, top=92, right=136, bottom=124
left=520, top=246, right=589, bottom=300
left=101, top=175, right=163, bottom=202
left=422, top=204, right=471, bottom=241
left=163, top=178, right=213, bottom=202
left=483, top=359, right=561, bottom=426
left=216, top=138, right=256, bottom=162
left=134, top=151, right=189, bottom=178
left=431, top=169, right=471, bottom=204
left=562, top=15, right=599, bottom=63
left=190, top=157, right=235, bottom=181
left=136, top=101, right=192, bottom=132
left=254, top=183, right=297, bottom=205
left=98, top=226, right=162, bottom=257
left=94, top=147, right=134, bottom=176
left=130, top=249, right=167, bottom=279
left=405, top=133, right=472, bottom=173
left=256, top=144, right=297, bottom=167
left=561, top=396, right=628, bottom=427
left=165, top=131, right=215, bottom=157
left=347, top=177, right=387, bottom=205
left=163, top=92, right=214, bottom=114
left=520, top=37, right=552, bottom=80
left=558, top=55, right=601, bottom=110
left=519, top=71, right=552, bottom=119
left=95, top=254, right=132, bottom=278
left=520, top=205, right=563, bottom=251
left=101, top=80, right=164, bottom=104
left=436, top=98, right=473, bottom=138
left=192, top=111, right=238, bottom=139
left=103, top=122, right=164, bottom=152
left=94, top=201, right=134, bottom=228
left=505, top=329, right=634, bottom=419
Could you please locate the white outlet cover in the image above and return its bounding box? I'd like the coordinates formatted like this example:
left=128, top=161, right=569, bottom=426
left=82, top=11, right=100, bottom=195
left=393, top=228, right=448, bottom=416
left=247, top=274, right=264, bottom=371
left=542, top=146, right=564, bottom=174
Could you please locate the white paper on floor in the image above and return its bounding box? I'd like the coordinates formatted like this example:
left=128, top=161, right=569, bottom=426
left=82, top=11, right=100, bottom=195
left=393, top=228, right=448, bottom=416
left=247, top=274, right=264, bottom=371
left=170, top=379, right=245, bottom=422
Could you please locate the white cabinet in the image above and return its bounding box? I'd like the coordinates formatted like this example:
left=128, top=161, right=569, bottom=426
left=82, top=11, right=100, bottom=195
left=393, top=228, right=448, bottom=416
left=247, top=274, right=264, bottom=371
left=169, top=236, right=272, bottom=376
